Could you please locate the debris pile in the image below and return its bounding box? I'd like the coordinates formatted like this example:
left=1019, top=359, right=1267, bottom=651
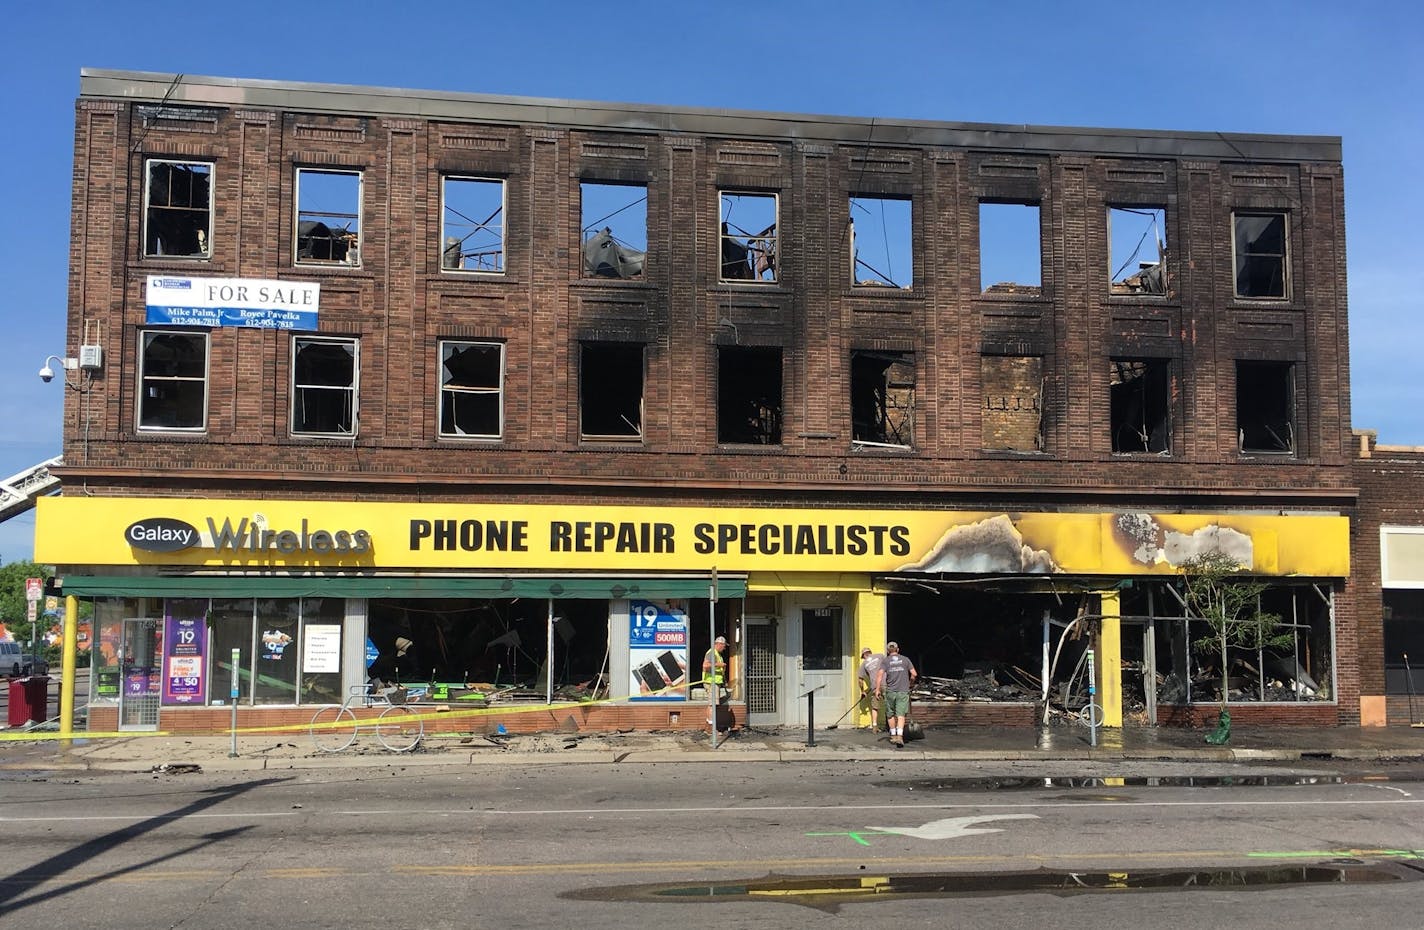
left=912, top=669, right=1037, bottom=703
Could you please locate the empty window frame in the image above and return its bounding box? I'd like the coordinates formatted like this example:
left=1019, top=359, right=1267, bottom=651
left=850, top=351, right=914, bottom=449
left=1233, top=212, right=1288, bottom=299
left=439, top=340, right=504, bottom=439
left=291, top=337, right=358, bottom=437
left=717, top=346, right=783, bottom=445
left=144, top=159, right=212, bottom=258
left=138, top=330, right=209, bottom=431
left=1108, top=206, right=1167, bottom=296
left=295, top=169, right=362, bottom=266
left=719, top=192, right=778, bottom=282
left=849, top=195, right=912, bottom=289
left=580, top=343, right=643, bottom=441
left=581, top=182, right=646, bottom=279
left=981, top=355, right=1044, bottom=452
left=1236, top=360, right=1295, bottom=454
left=442, top=176, right=505, bottom=273
left=1109, top=359, right=1171, bottom=454
left=979, top=201, right=1042, bottom=295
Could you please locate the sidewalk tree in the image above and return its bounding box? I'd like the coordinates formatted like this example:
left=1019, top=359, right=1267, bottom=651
left=1, top=560, right=51, bottom=653
left=1179, top=550, right=1286, bottom=706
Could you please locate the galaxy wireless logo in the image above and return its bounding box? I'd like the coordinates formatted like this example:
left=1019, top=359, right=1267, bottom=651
left=125, top=518, right=200, bottom=552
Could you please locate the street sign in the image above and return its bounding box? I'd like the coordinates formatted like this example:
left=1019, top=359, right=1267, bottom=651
left=26, top=577, right=43, bottom=602
left=27, top=600, right=38, bottom=623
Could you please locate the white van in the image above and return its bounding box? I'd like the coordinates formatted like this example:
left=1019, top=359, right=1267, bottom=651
left=1, top=641, right=24, bottom=676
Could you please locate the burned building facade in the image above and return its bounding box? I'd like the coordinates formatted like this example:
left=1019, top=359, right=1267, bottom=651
left=37, top=70, right=1361, bottom=735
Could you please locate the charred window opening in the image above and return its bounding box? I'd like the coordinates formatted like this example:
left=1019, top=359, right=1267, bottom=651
left=144, top=159, right=212, bottom=258
left=979, top=201, right=1042, bottom=295
left=580, top=342, right=643, bottom=441
left=851, top=351, right=914, bottom=449
left=1126, top=581, right=1333, bottom=707
left=1233, top=212, right=1288, bottom=299
left=367, top=598, right=612, bottom=702
left=1384, top=590, right=1424, bottom=694
left=886, top=590, right=1068, bottom=704
left=581, top=182, right=646, bottom=279
left=981, top=355, right=1044, bottom=452
left=291, top=337, right=358, bottom=436
left=443, top=176, right=505, bottom=273
left=849, top=195, right=912, bottom=289
left=717, top=346, right=783, bottom=445
left=719, top=192, right=778, bottom=282
left=1236, top=360, right=1295, bottom=454
left=1108, top=206, right=1166, bottom=296
left=296, top=169, right=361, bottom=266
left=138, top=330, right=208, bottom=431
left=439, top=340, right=504, bottom=439
left=1109, top=359, right=1171, bottom=454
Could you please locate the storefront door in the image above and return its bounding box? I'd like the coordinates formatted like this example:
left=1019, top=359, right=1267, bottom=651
left=744, top=616, right=780, bottom=727
left=787, top=603, right=848, bottom=727
left=119, top=617, right=162, bottom=731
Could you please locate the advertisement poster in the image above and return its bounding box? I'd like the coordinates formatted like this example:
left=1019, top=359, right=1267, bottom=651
left=629, top=599, right=688, bottom=702
left=303, top=625, right=342, bottom=673
left=162, top=613, right=206, bottom=704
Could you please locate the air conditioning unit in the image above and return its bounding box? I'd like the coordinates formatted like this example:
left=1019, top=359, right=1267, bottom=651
left=78, top=345, right=104, bottom=370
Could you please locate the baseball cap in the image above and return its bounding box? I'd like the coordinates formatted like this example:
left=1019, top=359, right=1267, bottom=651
left=714, top=636, right=727, bottom=644
left=861, top=647, right=872, bottom=656
left=886, top=641, right=898, bottom=650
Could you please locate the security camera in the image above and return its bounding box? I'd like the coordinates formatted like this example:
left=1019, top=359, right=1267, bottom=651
left=38, top=365, right=55, bottom=383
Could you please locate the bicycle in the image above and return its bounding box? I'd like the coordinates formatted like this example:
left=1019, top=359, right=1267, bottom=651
left=309, top=684, right=425, bottom=753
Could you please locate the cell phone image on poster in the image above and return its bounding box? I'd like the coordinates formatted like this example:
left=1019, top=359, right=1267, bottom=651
left=637, top=662, right=669, bottom=693
left=655, top=650, right=685, bottom=684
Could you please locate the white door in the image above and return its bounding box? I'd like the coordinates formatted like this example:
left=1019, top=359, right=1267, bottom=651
left=786, top=603, right=849, bottom=727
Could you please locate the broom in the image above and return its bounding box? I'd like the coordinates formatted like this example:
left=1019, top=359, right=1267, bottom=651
left=1405, top=653, right=1424, bottom=727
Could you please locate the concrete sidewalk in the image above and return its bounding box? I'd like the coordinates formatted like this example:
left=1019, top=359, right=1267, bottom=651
left=6, top=723, right=1424, bottom=773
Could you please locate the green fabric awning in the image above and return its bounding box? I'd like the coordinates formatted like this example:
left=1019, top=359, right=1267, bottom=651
left=59, top=574, right=745, bottom=600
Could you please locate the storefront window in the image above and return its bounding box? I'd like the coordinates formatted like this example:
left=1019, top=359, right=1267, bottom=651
left=300, top=598, right=345, bottom=704
left=209, top=599, right=254, bottom=704
left=254, top=599, right=300, bottom=704
left=91, top=598, right=141, bottom=704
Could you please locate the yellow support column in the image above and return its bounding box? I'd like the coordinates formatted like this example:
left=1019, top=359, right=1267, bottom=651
left=1098, top=589, right=1122, bottom=728
left=854, top=591, right=887, bottom=726
left=60, top=594, right=79, bottom=742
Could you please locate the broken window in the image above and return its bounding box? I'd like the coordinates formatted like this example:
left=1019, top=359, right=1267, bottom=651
left=981, top=355, right=1044, bottom=452
left=442, top=176, right=505, bottom=273
left=851, top=351, right=914, bottom=449
left=849, top=195, right=912, bottom=288
left=717, top=346, right=782, bottom=445
left=144, top=159, right=212, bottom=258
left=291, top=337, right=357, bottom=437
left=1233, top=212, right=1288, bottom=299
left=439, top=340, right=504, bottom=439
left=296, top=169, right=361, bottom=266
left=138, top=330, right=208, bottom=431
left=1108, top=206, right=1166, bottom=296
left=1383, top=589, right=1424, bottom=695
left=1109, top=358, right=1171, bottom=454
left=581, top=182, right=646, bottom=279
left=979, top=201, right=1041, bottom=295
left=367, top=597, right=613, bottom=702
left=1236, top=360, right=1295, bottom=454
left=719, top=192, right=778, bottom=282
left=580, top=342, right=643, bottom=441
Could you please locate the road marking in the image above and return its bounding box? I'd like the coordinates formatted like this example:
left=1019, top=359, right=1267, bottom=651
left=867, top=813, right=1040, bottom=840
left=804, top=829, right=896, bottom=846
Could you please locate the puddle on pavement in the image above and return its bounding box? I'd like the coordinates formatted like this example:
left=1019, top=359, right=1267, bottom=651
left=879, top=774, right=1379, bottom=792
left=566, top=864, right=1416, bottom=909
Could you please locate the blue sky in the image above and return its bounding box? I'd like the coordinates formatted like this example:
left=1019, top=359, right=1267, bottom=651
left=1, top=0, right=1420, bottom=562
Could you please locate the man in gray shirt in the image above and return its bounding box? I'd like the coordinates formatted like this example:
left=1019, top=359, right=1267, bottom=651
left=857, top=647, right=885, bottom=732
left=875, top=641, right=917, bottom=747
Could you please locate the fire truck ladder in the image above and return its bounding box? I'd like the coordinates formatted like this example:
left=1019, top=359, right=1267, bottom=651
left=0, top=456, right=62, bottom=523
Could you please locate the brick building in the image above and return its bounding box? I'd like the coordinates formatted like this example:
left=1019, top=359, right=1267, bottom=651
left=36, top=69, right=1359, bottom=735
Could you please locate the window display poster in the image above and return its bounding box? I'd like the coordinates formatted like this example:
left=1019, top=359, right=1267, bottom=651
left=303, top=624, right=342, bottom=673
left=629, top=599, right=688, bottom=702
left=162, top=614, right=206, bottom=704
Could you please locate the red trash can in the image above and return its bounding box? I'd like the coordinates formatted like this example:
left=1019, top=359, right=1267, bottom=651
left=7, top=676, right=49, bottom=726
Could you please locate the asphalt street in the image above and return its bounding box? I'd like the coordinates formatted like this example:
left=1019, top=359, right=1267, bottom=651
left=2, top=757, right=1422, bottom=928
